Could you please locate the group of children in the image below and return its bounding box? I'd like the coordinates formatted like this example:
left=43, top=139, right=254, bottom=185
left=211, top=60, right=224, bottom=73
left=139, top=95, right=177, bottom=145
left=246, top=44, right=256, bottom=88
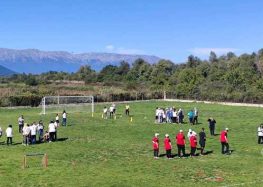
left=102, top=103, right=130, bottom=119
left=1, top=110, right=67, bottom=146
left=155, top=107, right=198, bottom=125
left=152, top=127, right=231, bottom=159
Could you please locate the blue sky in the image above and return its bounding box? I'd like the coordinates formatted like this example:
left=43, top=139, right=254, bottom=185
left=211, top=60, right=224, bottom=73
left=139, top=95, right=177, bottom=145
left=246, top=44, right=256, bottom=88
left=0, top=0, right=262, bottom=62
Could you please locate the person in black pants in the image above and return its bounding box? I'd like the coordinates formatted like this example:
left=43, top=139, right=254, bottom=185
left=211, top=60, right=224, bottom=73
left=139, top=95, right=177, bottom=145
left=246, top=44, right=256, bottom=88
left=258, top=124, right=263, bottom=144
left=208, top=118, right=216, bottom=136
left=199, top=128, right=206, bottom=155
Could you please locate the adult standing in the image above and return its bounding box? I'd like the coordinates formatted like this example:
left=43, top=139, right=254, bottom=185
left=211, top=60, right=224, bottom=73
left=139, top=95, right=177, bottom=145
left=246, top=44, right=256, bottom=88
left=37, top=121, right=44, bottom=143
left=189, top=133, right=197, bottom=157
left=193, top=107, right=199, bottom=125
left=125, top=104, right=130, bottom=116
left=6, top=125, right=13, bottom=145
left=258, top=124, right=263, bottom=144
left=176, top=130, right=186, bottom=158
left=48, top=120, right=56, bottom=142
left=220, top=128, right=230, bottom=155
left=62, top=110, right=67, bottom=126
left=164, top=134, right=172, bottom=159
left=23, top=123, right=31, bottom=146
left=187, top=110, right=194, bottom=125
left=208, top=117, right=216, bottom=136
left=18, top=115, right=24, bottom=133
left=152, top=133, right=159, bottom=159
left=30, top=122, right=37, bottom=145
left=199, top=128, right=206, bottom=155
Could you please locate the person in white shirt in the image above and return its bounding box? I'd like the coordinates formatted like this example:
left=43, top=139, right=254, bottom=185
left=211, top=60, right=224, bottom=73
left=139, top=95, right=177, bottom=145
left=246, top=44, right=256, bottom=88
left=37, top=120, right=44, bottom=143
left=103, top=106, right=108, bottom=119
left=258, top=124, right=263, bottom=144
left=187, top=129, right=197, bottom=140
left=55, top=114, right=60, bottom=126
left=48, top=121, right=56, bottom=142
left=18, top=115, right=24, bottom=133
left=62, top=110, right=67, bottom=126
left=22, top=123, right=31, bottom=146
left=109, top=106, right=114, bottom=118
left=54, top=121, right=58, bottom=141
left=30, top=122, right=37, bottom=144
left=6, top=125, right=13, bottom=145
left=0, top=127, right=2, bottom=138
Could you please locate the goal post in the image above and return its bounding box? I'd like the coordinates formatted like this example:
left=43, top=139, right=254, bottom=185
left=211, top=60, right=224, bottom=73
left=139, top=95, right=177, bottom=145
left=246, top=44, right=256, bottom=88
left=41, top=96, right=94, bottom=115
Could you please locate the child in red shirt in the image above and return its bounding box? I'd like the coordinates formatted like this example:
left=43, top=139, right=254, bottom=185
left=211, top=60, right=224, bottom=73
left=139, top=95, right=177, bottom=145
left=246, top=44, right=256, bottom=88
left=164, top=134, right=172, bottom=159
left=152, top=133, right=159, bottom=159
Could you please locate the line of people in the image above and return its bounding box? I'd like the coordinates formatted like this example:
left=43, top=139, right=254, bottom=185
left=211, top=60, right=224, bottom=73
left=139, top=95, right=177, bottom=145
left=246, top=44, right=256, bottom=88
left=152, top=127, right=231, bottom=159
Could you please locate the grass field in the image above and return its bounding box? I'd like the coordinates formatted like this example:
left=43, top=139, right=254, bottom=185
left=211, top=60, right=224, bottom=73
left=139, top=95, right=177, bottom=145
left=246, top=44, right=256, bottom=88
left=0, top=101, right=262, bottom=187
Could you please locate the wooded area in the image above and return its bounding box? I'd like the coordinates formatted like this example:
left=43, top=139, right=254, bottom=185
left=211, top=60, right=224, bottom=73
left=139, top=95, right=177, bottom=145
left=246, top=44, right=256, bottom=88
left=1, top=49, right=263, bottom=106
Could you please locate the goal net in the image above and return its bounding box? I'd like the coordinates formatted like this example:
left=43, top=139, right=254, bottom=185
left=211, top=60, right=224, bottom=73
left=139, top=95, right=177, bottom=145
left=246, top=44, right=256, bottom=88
left=41, top=96, right=94, bottom=115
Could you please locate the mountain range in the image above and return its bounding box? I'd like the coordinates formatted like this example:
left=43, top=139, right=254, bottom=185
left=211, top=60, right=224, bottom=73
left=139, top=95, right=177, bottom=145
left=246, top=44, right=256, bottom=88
left=0, top=48, right=161, bottom=75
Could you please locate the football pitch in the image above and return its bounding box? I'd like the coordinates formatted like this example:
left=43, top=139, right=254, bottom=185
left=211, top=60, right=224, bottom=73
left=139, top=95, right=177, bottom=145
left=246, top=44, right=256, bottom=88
left=0, top=101, right=262, bottom=187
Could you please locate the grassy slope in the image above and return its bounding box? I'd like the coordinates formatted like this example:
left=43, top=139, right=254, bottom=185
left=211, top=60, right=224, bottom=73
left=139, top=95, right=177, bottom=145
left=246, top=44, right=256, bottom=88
left=0, top=101, right=262, bottom=187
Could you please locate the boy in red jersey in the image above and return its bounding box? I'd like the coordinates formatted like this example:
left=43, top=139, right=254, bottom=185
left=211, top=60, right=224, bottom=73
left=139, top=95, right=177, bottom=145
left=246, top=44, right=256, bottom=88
left=220, top=128, right=230, bottom=155
left=189, top=132, right=197, bottom=157
left=176, top=130, right=186, bottom=158
left=152, top=133, right=159, bottom=159
left=164, top=134, right=172, bottom=159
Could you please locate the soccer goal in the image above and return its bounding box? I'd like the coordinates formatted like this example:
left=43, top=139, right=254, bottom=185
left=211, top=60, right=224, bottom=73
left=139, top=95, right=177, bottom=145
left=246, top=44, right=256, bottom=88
left=41, top=96, right=94, bottom=115
left=23, top=153, right=48, bottom=169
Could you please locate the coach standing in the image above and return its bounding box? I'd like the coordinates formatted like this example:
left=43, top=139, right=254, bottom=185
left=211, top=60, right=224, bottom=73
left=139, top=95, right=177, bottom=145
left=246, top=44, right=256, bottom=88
left=208, top=117, right=216, bottom=136
left=220, top=128, right=230, bottom=154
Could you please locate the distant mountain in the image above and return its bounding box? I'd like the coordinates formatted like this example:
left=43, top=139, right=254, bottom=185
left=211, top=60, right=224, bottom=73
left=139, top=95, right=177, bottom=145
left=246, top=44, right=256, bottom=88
left=0, top=48, right=162, bottom=74
left=0, top=64, right=16, bottom=76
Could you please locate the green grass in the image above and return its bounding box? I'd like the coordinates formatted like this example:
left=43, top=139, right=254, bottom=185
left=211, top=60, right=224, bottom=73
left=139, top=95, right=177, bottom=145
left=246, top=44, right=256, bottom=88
left=0, top=101, right=262, bottom=187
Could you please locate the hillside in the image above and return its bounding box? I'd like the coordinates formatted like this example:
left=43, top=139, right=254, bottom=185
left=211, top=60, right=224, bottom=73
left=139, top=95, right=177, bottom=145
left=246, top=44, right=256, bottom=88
left=0, top=48, right=161, bottom=73
left=0, top=64, right=16, bottom=76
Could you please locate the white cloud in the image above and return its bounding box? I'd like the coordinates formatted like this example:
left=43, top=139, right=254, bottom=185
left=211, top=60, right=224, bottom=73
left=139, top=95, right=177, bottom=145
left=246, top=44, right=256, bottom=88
left=105, top=45, right=144, bottom=55
left=105, top=45, right=115, bottom=51
left=189, top=48, right=239, bottom=56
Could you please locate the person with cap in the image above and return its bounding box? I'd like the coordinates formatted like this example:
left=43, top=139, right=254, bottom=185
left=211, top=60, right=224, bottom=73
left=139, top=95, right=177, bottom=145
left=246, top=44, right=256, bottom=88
left=199, top=128, right=206, bottom=155
left=208, top=117, right=216, bottom=136
left=189, top=132, right=197, bottom=157
left=152, top=133, right=159, bottom=159
left=164, top=134, right=172, bottom=159
left=220, top=128, right=230, bottom=154
left=258, top=124, right=263, bottom=144
left=6, top=125, right=13, bottom=145
left=176, top=130, right=186, bottom=158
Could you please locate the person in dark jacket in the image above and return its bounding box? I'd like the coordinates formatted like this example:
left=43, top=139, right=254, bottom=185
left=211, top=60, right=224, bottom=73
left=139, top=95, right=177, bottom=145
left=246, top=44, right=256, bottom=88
left=208, top=117, right=216, bottom=136
left=199, top=128, right=206, bottom=155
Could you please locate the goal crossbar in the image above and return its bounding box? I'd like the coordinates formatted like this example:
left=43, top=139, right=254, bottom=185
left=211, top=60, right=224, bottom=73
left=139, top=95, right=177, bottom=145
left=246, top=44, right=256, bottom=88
left=41, top=95, right=94, bottom=115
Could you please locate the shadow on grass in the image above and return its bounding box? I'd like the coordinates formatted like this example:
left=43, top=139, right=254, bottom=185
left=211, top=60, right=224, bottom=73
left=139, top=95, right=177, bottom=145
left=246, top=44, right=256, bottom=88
left=56, top=137, right=68, bottom=142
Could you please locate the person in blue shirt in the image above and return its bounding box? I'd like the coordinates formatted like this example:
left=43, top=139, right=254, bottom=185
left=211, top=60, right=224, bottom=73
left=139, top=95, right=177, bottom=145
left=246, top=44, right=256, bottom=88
left=187, top=110, right=194, bottom=125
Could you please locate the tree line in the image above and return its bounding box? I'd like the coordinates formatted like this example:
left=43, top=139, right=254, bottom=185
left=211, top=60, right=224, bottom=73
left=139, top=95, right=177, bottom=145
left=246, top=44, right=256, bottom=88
left=2, top=48, right=263, bottom=104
